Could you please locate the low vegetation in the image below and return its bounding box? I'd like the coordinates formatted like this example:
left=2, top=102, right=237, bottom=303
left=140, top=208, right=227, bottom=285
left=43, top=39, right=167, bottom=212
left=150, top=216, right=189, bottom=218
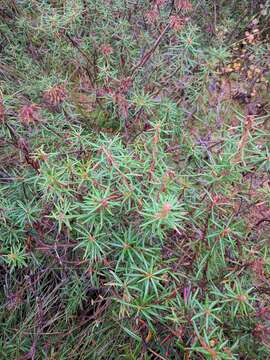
left=0, top=1, right=270, bottom=358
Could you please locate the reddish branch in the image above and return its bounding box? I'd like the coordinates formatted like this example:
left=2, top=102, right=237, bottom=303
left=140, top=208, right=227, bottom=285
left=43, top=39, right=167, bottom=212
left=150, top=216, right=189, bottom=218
left=131, top=23, right=171, bottom=78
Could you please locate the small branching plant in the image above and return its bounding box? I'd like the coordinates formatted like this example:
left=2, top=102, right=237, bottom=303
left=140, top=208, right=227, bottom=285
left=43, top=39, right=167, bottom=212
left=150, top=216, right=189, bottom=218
left=0, top=0, right=270, bottom=359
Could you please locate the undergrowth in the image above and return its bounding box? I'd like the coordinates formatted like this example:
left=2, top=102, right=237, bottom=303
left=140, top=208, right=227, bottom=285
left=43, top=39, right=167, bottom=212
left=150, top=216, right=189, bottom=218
left=0, top=1, right=270, bottom=359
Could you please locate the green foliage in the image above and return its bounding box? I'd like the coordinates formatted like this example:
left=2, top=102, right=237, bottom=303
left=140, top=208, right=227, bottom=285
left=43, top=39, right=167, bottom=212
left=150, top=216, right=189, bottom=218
left=0, top=0, right=270, bottom=359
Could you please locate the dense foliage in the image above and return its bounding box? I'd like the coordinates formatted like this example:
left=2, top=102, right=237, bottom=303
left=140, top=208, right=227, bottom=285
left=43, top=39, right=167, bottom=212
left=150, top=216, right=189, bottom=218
left=0, top=1, right=270, bottom=358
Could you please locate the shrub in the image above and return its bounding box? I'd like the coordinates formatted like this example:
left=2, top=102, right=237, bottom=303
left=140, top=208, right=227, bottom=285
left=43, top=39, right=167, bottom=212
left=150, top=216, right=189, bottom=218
left=0, top=0, right=269, bottom=358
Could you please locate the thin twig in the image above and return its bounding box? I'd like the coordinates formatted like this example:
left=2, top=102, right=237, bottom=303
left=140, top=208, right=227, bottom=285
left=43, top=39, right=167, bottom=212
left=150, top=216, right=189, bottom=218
left=131, top=23, right=171, bottom=78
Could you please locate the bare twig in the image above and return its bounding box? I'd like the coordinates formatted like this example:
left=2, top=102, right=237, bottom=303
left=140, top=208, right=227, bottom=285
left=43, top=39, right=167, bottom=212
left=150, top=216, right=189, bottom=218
left=131, top=23, right=171, bottom=78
